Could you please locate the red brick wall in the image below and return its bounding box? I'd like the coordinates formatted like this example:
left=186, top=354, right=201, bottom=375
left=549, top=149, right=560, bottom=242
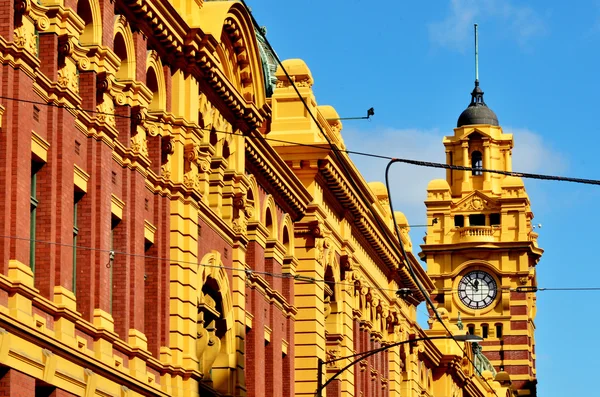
left=0, top=368, right=35, bottom=396
left=75, top=127, right=114, bottom=320
left=144, top=191, right=170, bottom=356
left=35, top=103, right=79, bottom=299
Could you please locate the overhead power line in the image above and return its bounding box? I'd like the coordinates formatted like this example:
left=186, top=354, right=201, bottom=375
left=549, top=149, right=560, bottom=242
left=3, top=232, right=595, bottom=295
left=0, top=94, right=597, bottom=187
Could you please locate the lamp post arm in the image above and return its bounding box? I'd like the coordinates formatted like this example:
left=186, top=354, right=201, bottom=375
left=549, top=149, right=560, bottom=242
left=318, top=335, right=451, bottom=394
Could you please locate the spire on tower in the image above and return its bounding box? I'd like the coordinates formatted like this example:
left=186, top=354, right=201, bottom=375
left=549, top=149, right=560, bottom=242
left=456, top=24, right=499, bottom=127
left=475, top=23, right=479, bottom=83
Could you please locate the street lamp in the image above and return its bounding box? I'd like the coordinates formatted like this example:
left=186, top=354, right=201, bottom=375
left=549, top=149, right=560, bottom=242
left=315, top=334, right=483, bottom=397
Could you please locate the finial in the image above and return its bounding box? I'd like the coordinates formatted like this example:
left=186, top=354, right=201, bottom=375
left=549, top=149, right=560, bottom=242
left=474, top=24, right=479, bottom=83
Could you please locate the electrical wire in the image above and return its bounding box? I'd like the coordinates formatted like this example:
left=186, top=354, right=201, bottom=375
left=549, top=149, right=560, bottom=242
left=0, top=93, right=599, bottom=186
left=3, top=232, right=593, bottom=295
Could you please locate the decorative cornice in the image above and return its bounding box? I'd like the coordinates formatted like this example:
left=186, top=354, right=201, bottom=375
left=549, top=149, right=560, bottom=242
left=245, top=134, right=311, bottom=220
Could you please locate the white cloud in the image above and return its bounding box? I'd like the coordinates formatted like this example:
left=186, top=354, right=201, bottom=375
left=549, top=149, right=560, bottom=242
left=428, top=0, right=547, bottom=51
left=342, top=126, right=565, bottom=228
left=507, top=127, right=568, bottom=175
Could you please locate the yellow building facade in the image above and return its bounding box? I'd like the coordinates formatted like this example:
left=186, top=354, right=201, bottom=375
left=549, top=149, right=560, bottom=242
left=0, top=0, right=530, bottom=396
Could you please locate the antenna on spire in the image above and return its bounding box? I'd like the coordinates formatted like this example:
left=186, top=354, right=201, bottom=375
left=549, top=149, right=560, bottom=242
left=474, top=23, right=479, bottom=82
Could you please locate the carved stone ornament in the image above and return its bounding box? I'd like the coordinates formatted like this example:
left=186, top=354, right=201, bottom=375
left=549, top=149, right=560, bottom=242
left=470, top=196, right=485, bottom=211
left=57, top=67, right=79, bottom=92
left=183, top=168, right=200, bottom=190
left=519, top=276, right=528, bottom=285
left=199, top=159, right=210, bottom=173
left=232, top=217, right=248, bottom=234
left=359, top=359, right=368, bottom=372
left=276, top=75, right=313, bottom=89
left=232, top=193, right=253, bottom=235
left=95, top=97, right=115, bottom=127
left=130, top=133, right=148, bottom=157
left=13, top=25, right=37, bottom=53
left=315, top=238, right=325, bottom=265
left=325, top=349, right=339, bottom=366
left=160, top=163, right=171, bottom=180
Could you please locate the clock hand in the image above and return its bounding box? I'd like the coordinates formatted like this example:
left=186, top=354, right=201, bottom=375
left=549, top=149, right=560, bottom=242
left=464, top=277, right=478, bottom=292
left=473, top=280, right=479, bottom=292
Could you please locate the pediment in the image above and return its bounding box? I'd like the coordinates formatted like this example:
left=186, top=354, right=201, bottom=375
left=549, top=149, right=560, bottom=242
left=452, top=191, right=500, bottom=212
left=460, top=127, right=493, bottom=140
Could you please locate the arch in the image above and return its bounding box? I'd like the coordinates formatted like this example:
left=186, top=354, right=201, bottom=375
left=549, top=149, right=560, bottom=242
left=245, top=175, right=260, bottom=223
left=280, top=214, right=294, bottom=256
left=76, top=0, right=102, bottom=46
left=197, top=251, right=235, bottom=394
left=113, top=17, right=136, bottom=81
left=450, top=260, right=501, bottom=279
left=146, top=51, right=166, bottom=111
left=198, top=2, right=267, bottom=108
left=262, top=195, right=277, bottom=239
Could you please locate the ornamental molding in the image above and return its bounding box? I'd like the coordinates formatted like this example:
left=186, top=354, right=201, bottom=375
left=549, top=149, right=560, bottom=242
left=452, top=190, right=500, bottom=212
left=121, top=0, right=265, bottom=133
left=320, top=161, right=400, bottom=272
left=244, top=137, right=309, bottom=218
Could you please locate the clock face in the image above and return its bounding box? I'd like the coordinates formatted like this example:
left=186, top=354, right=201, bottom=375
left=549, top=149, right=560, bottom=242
left=458, top=270, right=497, bottom=309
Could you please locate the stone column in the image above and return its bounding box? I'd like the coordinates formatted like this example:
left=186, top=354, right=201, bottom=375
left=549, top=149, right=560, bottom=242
left=461, top=142, right=471, bottom=192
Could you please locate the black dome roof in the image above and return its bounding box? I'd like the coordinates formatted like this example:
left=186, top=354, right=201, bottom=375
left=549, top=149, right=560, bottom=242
left=457, top=80, right=499, bottom=127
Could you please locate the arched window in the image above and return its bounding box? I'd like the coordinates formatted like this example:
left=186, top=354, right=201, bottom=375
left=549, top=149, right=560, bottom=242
left=77, top=0, right=95, bottom=45
left=146, top=67, right=160, bottom=111
left=114, top=33, right=129, bottom=80
left=282, top=226, right=290, bottom=255
left=471, top=151, right=483, bottom=176
left=265, top=208, right=273, bottom=237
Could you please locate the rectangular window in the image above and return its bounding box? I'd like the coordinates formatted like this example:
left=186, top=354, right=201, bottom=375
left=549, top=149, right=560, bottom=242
left=110, top=216, right=120, bottom=314
left=454, top=215, right=464, bottom=228
left=468, top=325, right=475, bottom=336
left=73, top=199, right=78, bottom=291
left=72, top=192, right=84, bottom=292
left=496, top=324, right=503, bottom=338
left=490, top=213, right=501, bottom=226
left=469, top=214, right=486, bottom=226
left=482, top=324, right=489, bottom=339
left=30, top=164, right=40, bottom=272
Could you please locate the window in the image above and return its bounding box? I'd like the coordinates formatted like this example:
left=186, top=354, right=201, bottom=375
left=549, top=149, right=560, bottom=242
left=110, top=216, right=120, bottom=314
left=454, top=215, right=464, bottom=228
left=469, top=214, right=486, bottom=226
left=482, top=324, right=489, bottom=339
left=496, top=324, right=503, bottom=338
left=73, top=192, right=84, bottom=291
left=490, top=213, right=501, bottom=226
left=468, top=325, right=475, bottom=335
left=471, top=151, right=483, bottom=176
left=30, top=163, right=42, bottom=272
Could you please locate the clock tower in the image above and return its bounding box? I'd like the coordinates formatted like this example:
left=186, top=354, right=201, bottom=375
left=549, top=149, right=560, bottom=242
left=419, top=77, right=543, bottom=395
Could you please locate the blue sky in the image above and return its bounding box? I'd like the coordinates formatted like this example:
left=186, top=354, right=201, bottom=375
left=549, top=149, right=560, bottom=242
left=248, top=0, right=600, bottom=395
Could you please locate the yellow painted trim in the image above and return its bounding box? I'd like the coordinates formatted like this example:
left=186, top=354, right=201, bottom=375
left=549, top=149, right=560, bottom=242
left=264, top=325, right=272, bottom=343
left=32, top=131, right=50, bottom=163
left=74, top=164, right=90, bottom=193
left=111, top=194, right=125, bottom=220
left=245, top=312, right=253, bottom=329
left=144, top=220, right=157, bottom=244
left=282, top=339, right=288, bottom=355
